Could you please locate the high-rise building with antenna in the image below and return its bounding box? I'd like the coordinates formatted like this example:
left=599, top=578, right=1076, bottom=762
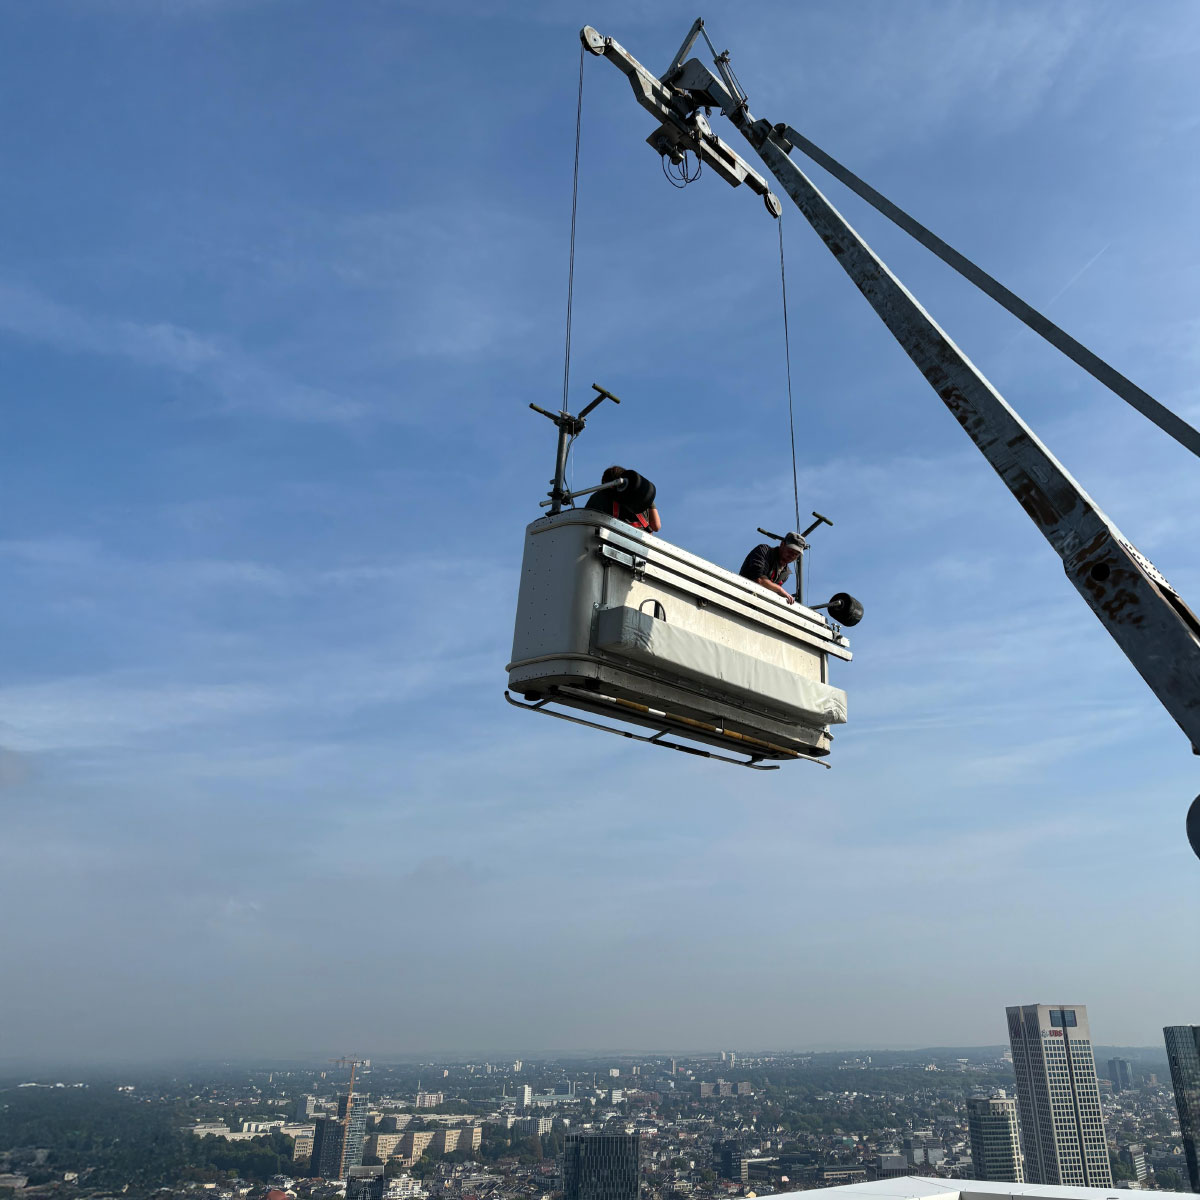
left=1007, top=1004, right=1111, bottom=1188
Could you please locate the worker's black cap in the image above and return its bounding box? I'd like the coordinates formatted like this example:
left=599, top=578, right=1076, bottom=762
left=783, top=532, right=807, bottom=552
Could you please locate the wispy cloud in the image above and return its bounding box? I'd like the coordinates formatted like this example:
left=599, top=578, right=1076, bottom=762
left=0, top=280, right=365, bottom=422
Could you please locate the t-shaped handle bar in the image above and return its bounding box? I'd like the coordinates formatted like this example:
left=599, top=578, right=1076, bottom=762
left=757, top=525, right=795, bottom=545
left=802, top=511, right=833, bottom=538
left=578, top=382, right=621, bottom=420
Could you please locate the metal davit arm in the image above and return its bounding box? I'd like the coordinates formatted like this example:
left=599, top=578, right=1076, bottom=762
left=737, top=122, right=1200, bottom=753
left=581, top=24, right=1200, bottom=760
left=734, top=121, right=1200, bottom=751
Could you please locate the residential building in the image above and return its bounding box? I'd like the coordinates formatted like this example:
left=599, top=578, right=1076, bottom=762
left=414, top=1091, right=444, bottom=1108
left=518, top=1084, right=533, bottom=1110
left=365, top=1133, right=405, bottom=1161
left=1006, top=1004, right=1111, bottom=1187
left=563, top=1131, right=641, bottom=1200
left=294, top=1096, right=318, bottom=1121
left=967, top=1096, right=1024, bottom=1183
left=875, top=1154, right=910, bottom=1179
left=1119, top=1144, right=1148, bottom=1182
left=1108, top=1058, right=1135, bottom=1092
left=292, top=1130, right=315, bottom=1164
left=393, top=1126, right=479, bottom=1166
left=435, top=1126, right=480, bottom=1154
left=191, top=1122, right=232, bottom=1137
left=397, top=1131, right=435, bottom=1165
left=514, top=1117, right=553, bottom=1138
left=904, top=1138, right=944, bottom=1169
left=1164, top=1025, right=1200, bottom=1192
left=718, top=1142, right=747, bottom=1184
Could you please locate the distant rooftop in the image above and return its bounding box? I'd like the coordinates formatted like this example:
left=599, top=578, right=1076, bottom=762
left=787, top=1181, right=1188, bottom=1200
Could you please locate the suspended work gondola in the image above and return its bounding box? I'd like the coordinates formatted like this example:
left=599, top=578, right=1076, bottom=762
left=505, top=386, right=859, bottom=771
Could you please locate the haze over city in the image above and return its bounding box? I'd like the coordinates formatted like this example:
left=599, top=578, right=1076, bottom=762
left=2, top=0, right=1199, bottom=1068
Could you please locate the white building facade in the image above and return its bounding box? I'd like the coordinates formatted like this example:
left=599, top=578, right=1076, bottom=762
left=1006, top=1004, right=1111, bottom=1187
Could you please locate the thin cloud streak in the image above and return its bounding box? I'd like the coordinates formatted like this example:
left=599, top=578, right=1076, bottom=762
left=0, top=281, right=366, bottom=423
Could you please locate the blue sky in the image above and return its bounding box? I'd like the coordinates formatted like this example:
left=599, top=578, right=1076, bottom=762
left=1, top=0, right=1198, bottom=1065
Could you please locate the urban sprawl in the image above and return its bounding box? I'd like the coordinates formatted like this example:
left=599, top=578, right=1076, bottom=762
left=1, top=1015, right=1197, bottom=1200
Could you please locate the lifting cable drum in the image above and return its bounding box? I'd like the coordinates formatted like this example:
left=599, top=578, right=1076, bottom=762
left=617, top=470, right=656, bottom=512
left=826, top=592, right=864, bottom=627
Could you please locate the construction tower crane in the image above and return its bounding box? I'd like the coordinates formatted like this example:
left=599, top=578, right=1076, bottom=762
left=580, top=20, right=1200, bottom=856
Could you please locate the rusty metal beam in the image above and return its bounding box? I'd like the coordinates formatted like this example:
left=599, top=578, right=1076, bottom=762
left=583, top=25, right=1200, bottom=757
left=583, top=21, right=1200, bottom=854
left=771, top=123, right=1200, bottom=460
left=741, top=122, right=1200, bottom=750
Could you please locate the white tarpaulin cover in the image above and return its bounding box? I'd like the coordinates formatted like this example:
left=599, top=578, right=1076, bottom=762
left=594, top=606, right=847, bottom=726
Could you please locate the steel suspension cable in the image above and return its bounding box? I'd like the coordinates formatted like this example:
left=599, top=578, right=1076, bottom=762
left=561, top=45, right=585, bottom=413
left=778, top=124, right=1200, bottom=460
left=778, top=213, right=801, bottom=535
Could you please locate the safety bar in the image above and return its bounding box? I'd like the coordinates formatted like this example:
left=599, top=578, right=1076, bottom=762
left=538, top=475, right=627, bottom=508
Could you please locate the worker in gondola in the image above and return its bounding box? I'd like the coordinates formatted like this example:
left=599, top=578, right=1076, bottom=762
left=739, top=532, right=804, bottom=604
left=584, top=465, right=661, bottom=533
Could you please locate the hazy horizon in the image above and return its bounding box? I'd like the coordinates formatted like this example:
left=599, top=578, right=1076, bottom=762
left=0, top=1042, right=1175, bottom=1076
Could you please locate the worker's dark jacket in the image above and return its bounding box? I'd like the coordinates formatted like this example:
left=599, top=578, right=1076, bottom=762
left=585, top=490, right=651, bottom=530
left=739, top=543, right=791, bottom=586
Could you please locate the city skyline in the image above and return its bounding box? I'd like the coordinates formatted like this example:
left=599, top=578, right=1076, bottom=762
left=3, top=1049, right=1193, bottom=1198
left=0, top=1033, right=1188, bottom=1073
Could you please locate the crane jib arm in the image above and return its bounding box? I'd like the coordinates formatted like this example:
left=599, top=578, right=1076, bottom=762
left=582, top=25, right=1200, bottom=753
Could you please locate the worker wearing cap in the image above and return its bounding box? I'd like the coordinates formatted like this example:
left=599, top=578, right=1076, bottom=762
left=738, top=532, right=805, bottom=604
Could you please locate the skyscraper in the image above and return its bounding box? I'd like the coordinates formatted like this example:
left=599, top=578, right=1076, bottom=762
left=967, top=1096, right=1024, bottom=1182
left=563, top=1131, right=641, bottom=1200
left=1006, top=1004, right=1112, bottom=1187
left=338, top=1092, right=369, bottom=1177
left=311, top=1116, right=338, bottom=1178
left=1108, top=1057, right=1135, bottom=1092
left=1164, top=1025, right=1200, bottom=1193
left=312, top=1094, right=369, bottom=1179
